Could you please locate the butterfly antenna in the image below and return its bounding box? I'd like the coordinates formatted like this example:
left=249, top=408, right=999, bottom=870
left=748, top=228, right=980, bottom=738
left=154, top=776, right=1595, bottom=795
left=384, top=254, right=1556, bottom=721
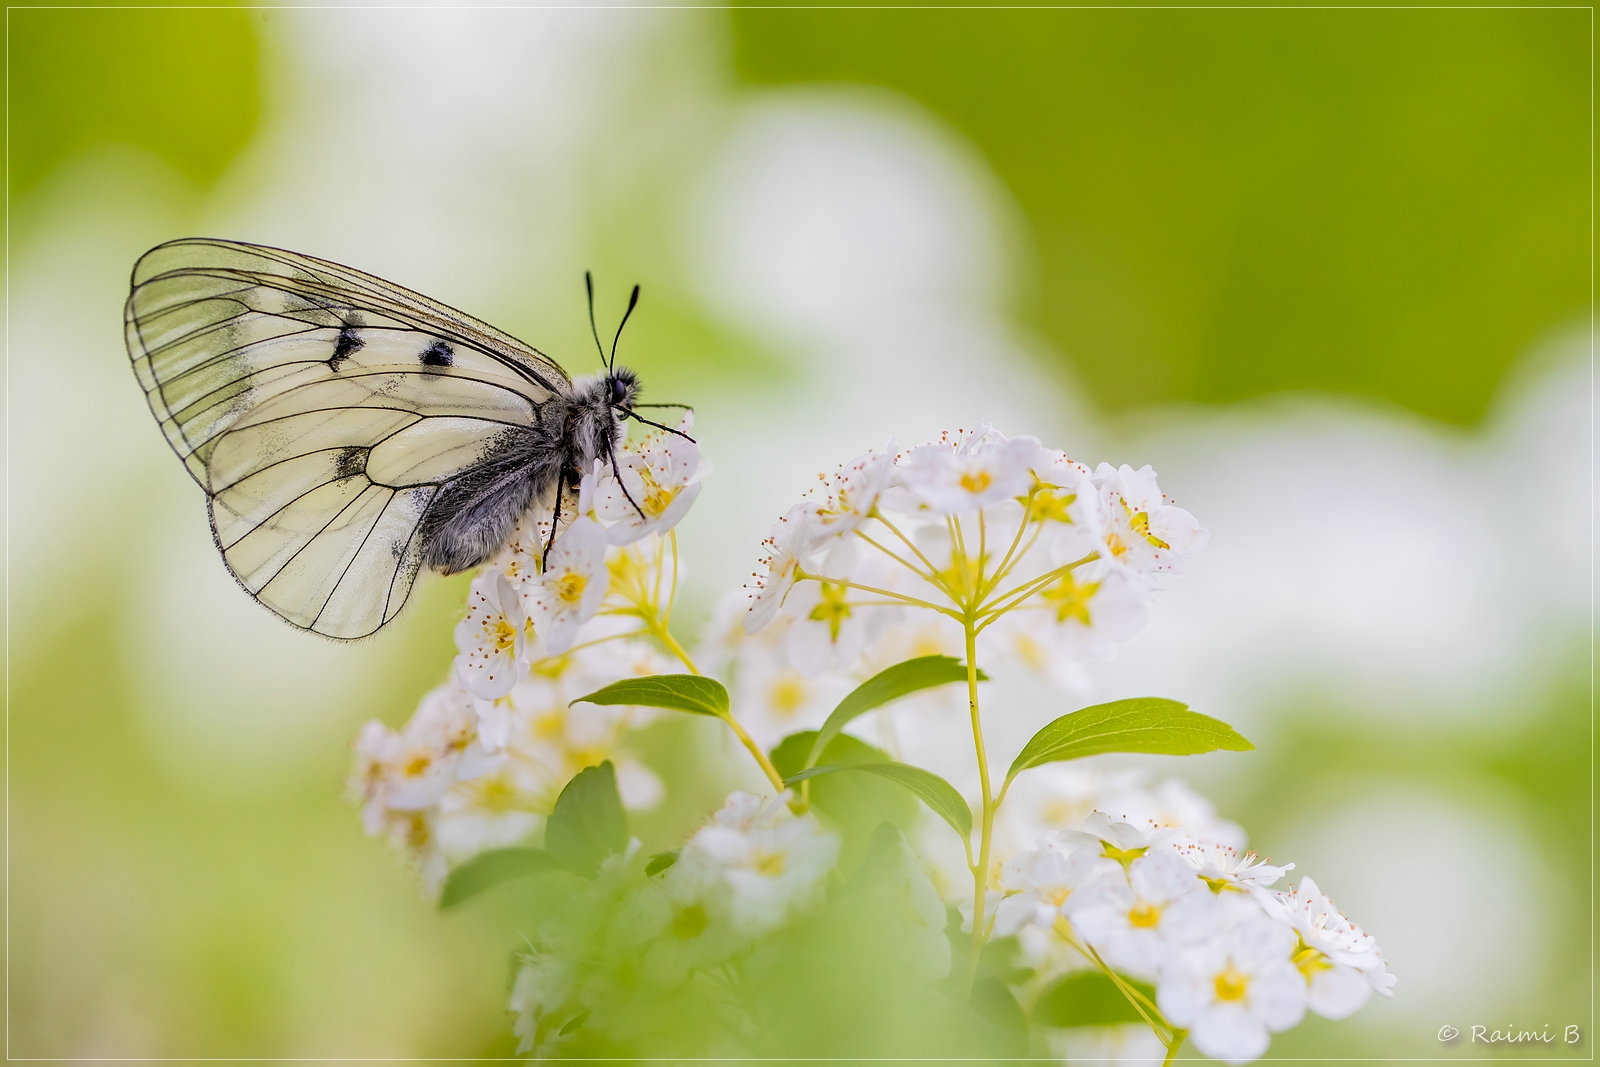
left=584, top=271, right=608, bottom=370
left=609, top=285, right=640, bottom=368
left=622, top=408, right=697, bottom=444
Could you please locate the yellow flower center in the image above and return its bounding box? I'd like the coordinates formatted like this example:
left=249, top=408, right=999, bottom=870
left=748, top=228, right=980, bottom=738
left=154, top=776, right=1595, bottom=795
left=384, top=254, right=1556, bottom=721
left=404, top=813, right=431, bottom=850
left=1011, top=632, right=1047, bottom=670
left=1128, top=900, right=1162, bottom=928
left=637, top=467, right=674, bottom=518
left=474, top=775, right=518, bottom=813
left=768, top=672, right=808, bottom=716
left=1040, top=571, right=1102, bottom=626
left=959, top=470, right=993, bottom=494
left=808, top=582, right=852, bottom=641
left=534, top=711, right=565, bottom=738
left=1042, top=799, right=1084, bottom=827
left=1292, top=943, right=1332, bottom=980
left=1028, top=481, right=1077, bottom=523
left=1214, top=966, right=1249, bottom=1002
left=492, top=615, right=518, bottom=652
left=1102, top=842, right=1147, bottom=871
left=402, top=753, right=432, bottom=778
left=1129, top=510, right=1171, bottom=550
left=555, top=571, right=587, bottom=605
left=754, top=850, right=786, bottom=876
left=671, top=903, right=709, bottom=939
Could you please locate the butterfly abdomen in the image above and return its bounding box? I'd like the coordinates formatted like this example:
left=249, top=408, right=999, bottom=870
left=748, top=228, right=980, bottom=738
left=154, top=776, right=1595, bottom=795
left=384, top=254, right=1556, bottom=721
left=416, top=401, right=574, bottom=575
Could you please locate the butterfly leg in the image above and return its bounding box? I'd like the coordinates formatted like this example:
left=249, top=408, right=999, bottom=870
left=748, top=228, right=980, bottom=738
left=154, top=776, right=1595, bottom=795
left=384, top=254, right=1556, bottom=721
left=542, top=467, right=565, bottom=570
left=605, top=437, right=648, bottom=522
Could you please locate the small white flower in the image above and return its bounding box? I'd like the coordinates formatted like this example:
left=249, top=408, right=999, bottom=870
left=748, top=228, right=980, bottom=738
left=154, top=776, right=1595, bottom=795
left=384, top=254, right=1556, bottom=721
left=1158, top=916, right=1307, bottom=1065
left=593, top=416, right=706, bottom=546
left=684, top=791, right=841, bottom=939
left=897, top=427, right=1040, bottom=514
left=986, top=567, right=1150, bottom=686
left=1058, top=810, right=1185, bottom=864
left=434, top=757, right=546, bottom=863
left=454, top=570, right=533, bottom=699
left=807, top=444, right=897, bottom=544
left=1027, top=448, right=1098, bottom=532
left=1065, top=850, right=1215, bottom=979
left=348, top=684, right=502, bottom=892
left=991, top=764, right=1147, bottom=859
left=1173, top=840, right=1293, bottom=894
left=1089, top=463, right=1208, bottom=580
left=992, top=845, right=1117, bottom=937
left=1050, top=1024, right=1167, bottom=1066
left=508, top=948, right=577, bottom=1056
left=624, top=791, right=840, bottom=986
left=1262, top=877, right=1395, bottom=1002
left=624, top=861, right=746, bottom=987
left=349, top=682, right=481, bottom=823
left=726, top=624, right=852, bottom=749
left=525, top=517, right=609, bottom=654
left=742, top=504, right=817, bottom=634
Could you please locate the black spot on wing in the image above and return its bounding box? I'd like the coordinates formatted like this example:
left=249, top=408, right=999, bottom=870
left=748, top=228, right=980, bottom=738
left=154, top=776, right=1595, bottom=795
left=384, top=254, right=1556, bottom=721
left=421, top=341, right=454, bottom=368
left=335, top=446, right=368, bottom=480
left=329, top=326, right=364, bottom=371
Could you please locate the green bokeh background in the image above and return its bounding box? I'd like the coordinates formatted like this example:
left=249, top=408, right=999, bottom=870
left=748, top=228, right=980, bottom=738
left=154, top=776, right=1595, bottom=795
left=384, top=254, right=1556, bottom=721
left=7, top=5, right=1590, bottom=1059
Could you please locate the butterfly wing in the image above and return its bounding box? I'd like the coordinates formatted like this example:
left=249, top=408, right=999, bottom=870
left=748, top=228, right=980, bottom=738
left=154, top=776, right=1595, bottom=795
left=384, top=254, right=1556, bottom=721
left=126, top=237, right=569, bottom=640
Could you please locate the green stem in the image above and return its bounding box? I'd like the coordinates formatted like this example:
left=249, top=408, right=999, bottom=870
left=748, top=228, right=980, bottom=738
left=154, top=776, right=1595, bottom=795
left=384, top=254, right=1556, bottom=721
left=1163, top=1030, right=1187, bottom=1065
left=981, top=517, right=1047, bottom=598
left=1069, top=933, right=1179, bottom=1046
left=793, top=570, right=961, bottom=618
left=973, top=551, right=1101, bottom=627
left=872, top=509, right=953, bottom=597
left=960, top=619, right=995, bottom=995
left=979, top=505, right=1035, bottom=600
left=854, top=528, right=940, bottom=584
left=949, top=516, right=974, bottom=603
left=662, top=532, right=679, bottom=627
left=645, top=608, right=787, bottom=797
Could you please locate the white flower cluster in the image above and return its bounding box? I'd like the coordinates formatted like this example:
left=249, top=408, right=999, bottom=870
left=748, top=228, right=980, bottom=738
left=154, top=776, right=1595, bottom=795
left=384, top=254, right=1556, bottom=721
left=351, top=420, right=708, bottom=891
left=350, top=638, right=670, bottom=892
left=983, top=766, right=1394, bottom=1066
left=715, top=425, right=1207, bottom=744
left=508, top=791, right=841, bottom=1055
left=619, top=791, right=841, bottom=985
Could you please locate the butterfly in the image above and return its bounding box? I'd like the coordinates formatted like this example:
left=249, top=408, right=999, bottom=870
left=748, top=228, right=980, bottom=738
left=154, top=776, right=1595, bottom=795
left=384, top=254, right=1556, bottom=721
left=125, top=237, right=687, bottom=641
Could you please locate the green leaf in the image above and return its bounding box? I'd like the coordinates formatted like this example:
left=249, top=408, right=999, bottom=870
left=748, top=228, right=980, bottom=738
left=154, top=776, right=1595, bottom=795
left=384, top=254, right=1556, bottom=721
left=771, top=732, right=918, bottom=828
left=544, top=762, right=628, bottom=877
left=1007, top=697, right=1253, bottom=784
left=1031, top=970, right=1157, bottom=1028
left=572, top=674, right=729, bottom=718
left=968, top=975, right=1028, bottom=1033
left=772, top=733, right=919, bottom=875
left=786, top=761, right=972, bottom=840
left=438, top=848, right=565, bottom=910
left=645, top=849, right=680, bottom=877
left=804, top=655, right=986, bottom=770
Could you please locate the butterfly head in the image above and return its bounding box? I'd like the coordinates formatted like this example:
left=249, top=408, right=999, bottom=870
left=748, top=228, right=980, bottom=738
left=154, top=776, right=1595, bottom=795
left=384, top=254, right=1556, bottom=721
left=607, top=366, right=640, bottom=409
